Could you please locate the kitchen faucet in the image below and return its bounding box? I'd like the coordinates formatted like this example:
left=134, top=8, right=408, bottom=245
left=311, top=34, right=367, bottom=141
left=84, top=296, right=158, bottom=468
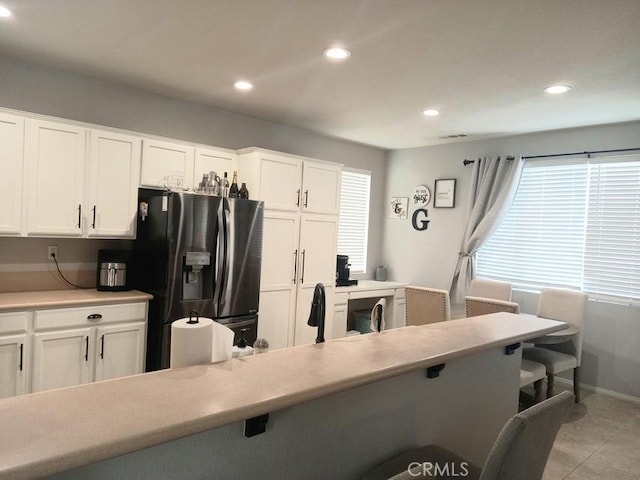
left=307, top=283, right=326, bottom=343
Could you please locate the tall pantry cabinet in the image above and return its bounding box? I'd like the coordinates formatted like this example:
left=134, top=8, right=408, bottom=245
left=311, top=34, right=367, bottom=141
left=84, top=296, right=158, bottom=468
left=238, top=148, right=341, bottom=348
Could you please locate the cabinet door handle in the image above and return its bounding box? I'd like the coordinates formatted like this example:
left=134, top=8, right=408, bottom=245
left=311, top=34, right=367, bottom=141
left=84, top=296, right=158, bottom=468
left=91, top=205, right=96, bottom=229
left=100, top=334, right=105, bottom=359
left=296, top=189, right=301, bottom=207
left=77, top=204, right=82, bottom=229
left=301, top=249, right=306, bottom=284
left=292, top=249, right=298, bottom=284
left=84, top=336, right=89, bottom=362
left=87, top=313, right=103, bottom=320
left=304, top=190, right=309, bottom=208
left=19, top=343, right=23, bottom=372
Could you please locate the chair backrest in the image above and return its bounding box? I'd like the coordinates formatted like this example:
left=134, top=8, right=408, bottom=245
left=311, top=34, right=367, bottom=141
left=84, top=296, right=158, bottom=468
left=405, top=286, right=451, bottom=325
left=537, top=288, right=588, bottom=365
left=370, top=298, right=386, bottom=333
left=465, top=296, right=520, bottom=317
left=468, top=279, right=513, bottom=301
left=479, top=391, right=573, bottom=480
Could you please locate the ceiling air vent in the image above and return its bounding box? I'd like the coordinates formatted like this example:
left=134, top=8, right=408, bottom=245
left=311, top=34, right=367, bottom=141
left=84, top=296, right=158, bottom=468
left=439, top=134, right=469, bottom=140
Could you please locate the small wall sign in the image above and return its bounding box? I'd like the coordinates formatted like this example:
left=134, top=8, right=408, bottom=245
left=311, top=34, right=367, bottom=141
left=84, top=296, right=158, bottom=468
left=412, top=185, right=431, bottom=207
left=434, top=179, right=457, bottom=208
left=389, top=197, right=409, bottom=219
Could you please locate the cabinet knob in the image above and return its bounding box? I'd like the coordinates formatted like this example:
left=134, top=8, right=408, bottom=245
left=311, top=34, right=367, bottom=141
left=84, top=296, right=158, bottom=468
left=87, top=314, right=103, bottom=320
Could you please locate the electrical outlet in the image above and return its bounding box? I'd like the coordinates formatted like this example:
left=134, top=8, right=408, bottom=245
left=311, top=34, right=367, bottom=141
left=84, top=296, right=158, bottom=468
left=47, top=246, right=58, bottom=261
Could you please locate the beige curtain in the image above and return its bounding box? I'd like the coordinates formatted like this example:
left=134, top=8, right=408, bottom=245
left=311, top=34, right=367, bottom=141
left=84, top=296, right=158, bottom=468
left=450, top=156, right=524, bottom=303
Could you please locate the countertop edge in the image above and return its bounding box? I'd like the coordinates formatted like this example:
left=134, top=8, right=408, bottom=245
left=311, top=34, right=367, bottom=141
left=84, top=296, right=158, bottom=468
left=0, top=290, right=153, bottom=312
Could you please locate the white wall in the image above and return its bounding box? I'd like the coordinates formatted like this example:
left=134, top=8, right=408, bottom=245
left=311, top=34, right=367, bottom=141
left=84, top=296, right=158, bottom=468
left=384, top=121, right=640, bottom=398
left=0, top=54, right=387, bottom=278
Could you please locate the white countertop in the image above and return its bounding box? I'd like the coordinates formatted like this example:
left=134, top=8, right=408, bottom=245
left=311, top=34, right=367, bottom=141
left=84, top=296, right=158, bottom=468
left=335, top=280, right=408, bottom=293
left=0, top=289, right=153, bottom=312
left=0, top=312, right=565, bottom=480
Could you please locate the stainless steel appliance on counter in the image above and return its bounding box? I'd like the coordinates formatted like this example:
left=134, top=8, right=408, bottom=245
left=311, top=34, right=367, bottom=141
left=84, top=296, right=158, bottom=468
left=97, top=249, right=130, bottom=291
left=132, top=188, right=264, bottom=371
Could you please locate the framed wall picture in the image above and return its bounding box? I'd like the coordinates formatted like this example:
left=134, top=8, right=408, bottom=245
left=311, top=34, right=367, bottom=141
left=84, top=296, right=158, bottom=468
left=434, top=179, right=456, bottom=208
left=389, top=197, right=409, bottom=219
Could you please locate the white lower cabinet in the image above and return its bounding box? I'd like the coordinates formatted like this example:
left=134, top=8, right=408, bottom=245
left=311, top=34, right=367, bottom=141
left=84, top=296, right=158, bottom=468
left=0, top=302, right=148, bottom=397
left=0, top=333, right=28, bottom=399
left=94, top=322, right=146, bottom=382
left=32, top=327, right=93, bottom=392
left=0, top=311, right=29, bottom=399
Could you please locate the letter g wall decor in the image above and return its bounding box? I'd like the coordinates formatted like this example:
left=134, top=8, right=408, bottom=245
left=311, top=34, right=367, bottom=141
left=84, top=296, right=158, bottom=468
left=412, top=209, right=430, bottom=231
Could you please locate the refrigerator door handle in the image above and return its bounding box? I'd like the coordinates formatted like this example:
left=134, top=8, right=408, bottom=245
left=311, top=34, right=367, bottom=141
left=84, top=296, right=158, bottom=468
left=215, top=200, right=231, bottom=314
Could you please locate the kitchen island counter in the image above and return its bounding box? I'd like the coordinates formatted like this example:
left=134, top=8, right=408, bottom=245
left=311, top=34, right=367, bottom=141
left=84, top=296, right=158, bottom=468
left=0, top=313, right=566, bottom=480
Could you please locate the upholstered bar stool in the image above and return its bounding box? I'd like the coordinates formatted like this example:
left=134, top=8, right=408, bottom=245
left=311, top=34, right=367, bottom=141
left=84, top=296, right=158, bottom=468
left=522, top=288, right=587, bottom=402
left=405, top=286, right=451, bottom=325
left=468, top=278, right=513, bottom=301
left=362, top=391, right=574, bottom=480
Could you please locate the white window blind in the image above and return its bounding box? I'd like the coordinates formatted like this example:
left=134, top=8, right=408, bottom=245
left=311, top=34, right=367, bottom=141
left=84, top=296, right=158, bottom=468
left=478, top=161, right=588, bottom=289
left=584, top=160, right=640, bottom=300
left=338, top=169, right=371, bottom=273
left=478, top=155, right=640, bottom=303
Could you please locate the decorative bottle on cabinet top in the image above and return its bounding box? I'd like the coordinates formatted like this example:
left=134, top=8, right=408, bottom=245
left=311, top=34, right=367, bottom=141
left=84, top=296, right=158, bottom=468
left=239, top=182, right=249, bottom=199
left=375, top=265, right=387, bottom=281
left=229, top=171, right=239, bottom=198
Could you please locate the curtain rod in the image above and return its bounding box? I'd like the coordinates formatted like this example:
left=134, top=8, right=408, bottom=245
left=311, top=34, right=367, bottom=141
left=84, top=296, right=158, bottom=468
left=462, top=147, right=640, bottom=166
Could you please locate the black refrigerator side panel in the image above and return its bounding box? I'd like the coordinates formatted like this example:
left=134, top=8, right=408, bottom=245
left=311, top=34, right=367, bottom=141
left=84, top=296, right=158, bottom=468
left=215, top=199, right=264, bottom=319
left=132, top=188, right=170, bottom=372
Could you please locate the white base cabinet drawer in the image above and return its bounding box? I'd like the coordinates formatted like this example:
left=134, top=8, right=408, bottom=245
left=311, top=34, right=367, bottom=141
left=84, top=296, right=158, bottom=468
left=34, top=302, right=147, bottom=330
left=0, top=311, right=29, bottom=334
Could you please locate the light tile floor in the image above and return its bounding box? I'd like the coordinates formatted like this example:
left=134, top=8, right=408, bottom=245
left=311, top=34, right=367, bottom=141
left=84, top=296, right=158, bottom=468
left=541, top=386, right=640, bottom=480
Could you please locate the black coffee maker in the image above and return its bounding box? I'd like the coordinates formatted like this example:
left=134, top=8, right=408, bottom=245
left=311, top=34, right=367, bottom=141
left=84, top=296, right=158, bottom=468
left=336, top=255, right=358, bottom=287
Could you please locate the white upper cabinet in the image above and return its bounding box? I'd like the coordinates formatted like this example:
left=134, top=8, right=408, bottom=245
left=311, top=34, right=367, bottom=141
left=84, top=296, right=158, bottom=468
left=301, top=161, right=341, bottom=215
left=140, top=139, right=195, bottom=189
left=87, top=129, right=141, bottom=238
left=193, top=147, right=237, bottom=188
left=0, top=113, right=25, bottom=235
left=238, top=148, right=341, bottom=214
left=25, top=119, right=86, bottom=236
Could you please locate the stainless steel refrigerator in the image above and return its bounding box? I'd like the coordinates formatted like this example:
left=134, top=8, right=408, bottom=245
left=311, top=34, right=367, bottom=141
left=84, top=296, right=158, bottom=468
left=132, top=188, right=264, bottom=371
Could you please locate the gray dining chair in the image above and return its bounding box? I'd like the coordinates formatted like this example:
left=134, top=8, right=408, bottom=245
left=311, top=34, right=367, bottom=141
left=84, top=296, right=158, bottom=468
left=522, top=288, right=587, bottom=402
left=362, top=391, right=574, bottom=480
left=405, top=286, right=451, bottom=325
left=465, top=296, right=546, bottom=401
left=468, top=278, right=513, bottom=301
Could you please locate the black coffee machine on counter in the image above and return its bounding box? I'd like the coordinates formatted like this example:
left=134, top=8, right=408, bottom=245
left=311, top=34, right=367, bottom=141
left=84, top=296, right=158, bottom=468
left=336, top=255, right=358, bottom=287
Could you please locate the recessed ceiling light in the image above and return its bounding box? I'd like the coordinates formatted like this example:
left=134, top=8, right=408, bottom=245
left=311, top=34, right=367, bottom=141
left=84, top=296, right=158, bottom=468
left=544, top=85, right=572, bottom=94
left=0, top=6, right=12, bottom=17
left=324, top=47, right=351, bottom=61
left=234, top=81, right=253, bottom=92
left=423, top=109, right=440, bottom=117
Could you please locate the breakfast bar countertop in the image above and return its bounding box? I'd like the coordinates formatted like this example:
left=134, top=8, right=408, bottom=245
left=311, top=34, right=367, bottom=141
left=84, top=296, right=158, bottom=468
left=0, top=312, right=566, bottom=480
left=0, top=289, right=153, bottom=312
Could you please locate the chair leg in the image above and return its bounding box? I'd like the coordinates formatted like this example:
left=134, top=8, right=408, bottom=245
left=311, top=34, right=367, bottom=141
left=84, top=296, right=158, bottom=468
left=573, top=367, right=580, bottom=403
left=533, top=379, right=544, bottom=403
left=546, top=373, right=555, bottom=398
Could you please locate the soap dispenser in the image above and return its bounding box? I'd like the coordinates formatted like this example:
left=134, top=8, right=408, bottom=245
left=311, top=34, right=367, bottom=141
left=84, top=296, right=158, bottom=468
left=232, top=328, right=254, bottom=357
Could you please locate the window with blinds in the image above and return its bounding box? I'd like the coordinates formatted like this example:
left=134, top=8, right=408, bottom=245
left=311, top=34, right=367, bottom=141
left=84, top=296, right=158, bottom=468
left=338, top=169, right=371, bottom=273
left=477, top=155, right=640, bottom=304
